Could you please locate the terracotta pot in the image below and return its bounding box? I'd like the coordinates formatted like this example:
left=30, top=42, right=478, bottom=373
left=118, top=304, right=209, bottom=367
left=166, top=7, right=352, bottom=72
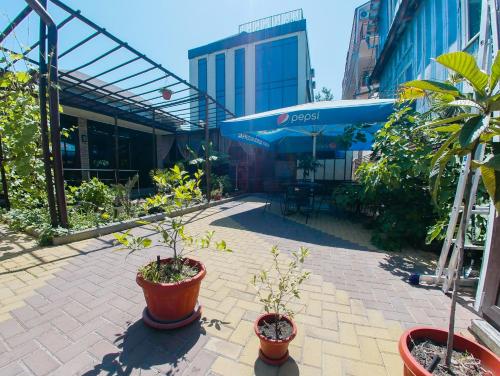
left=399, top=326, right=500, bottom=376
left=161, top=89, right=172, bottom=100
left=254, top=313, right=297, bottom=365
left=136, top=258, right=206, bottom=322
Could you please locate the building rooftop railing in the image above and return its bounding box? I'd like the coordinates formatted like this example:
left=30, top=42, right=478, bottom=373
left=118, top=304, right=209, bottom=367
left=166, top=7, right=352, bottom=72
left=238, top=9, right=303, bottom=34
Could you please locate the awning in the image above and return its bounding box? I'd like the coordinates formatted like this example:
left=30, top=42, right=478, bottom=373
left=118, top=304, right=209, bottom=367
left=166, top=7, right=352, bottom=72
left=220, top=99, right=396, bottom=152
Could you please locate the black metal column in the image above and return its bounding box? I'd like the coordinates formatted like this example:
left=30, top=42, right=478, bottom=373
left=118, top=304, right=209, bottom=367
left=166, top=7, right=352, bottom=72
left=0, top=137, right=10, bottom=210
left=38, top=0, right=58, bottom=227
left=152, top=110, right=157, bottom=169
left=204, top=94, right=211, bottom=202
left=114, top=115, right=119, bottom=184
left=26, top=0, right=68, bottom=227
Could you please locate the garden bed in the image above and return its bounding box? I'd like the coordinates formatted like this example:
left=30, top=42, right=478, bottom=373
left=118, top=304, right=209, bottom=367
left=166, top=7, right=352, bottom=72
left=2, top=195, right=244, bottom=246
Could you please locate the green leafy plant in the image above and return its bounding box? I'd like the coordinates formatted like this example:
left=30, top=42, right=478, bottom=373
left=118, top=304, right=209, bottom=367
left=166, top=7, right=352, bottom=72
left=297, top=155, right=321, bottom=181
left=114, top=166, right=231, bottom=283
left=69, top=177, right=114, bottom=213
left=401, top=51, right=500, bottom=368
left=112, top=174, right=140, bottom=217
left=251, top=246, right=310, bottom=339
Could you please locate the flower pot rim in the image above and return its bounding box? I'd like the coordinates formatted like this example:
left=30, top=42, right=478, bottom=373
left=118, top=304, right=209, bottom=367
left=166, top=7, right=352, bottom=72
left=136, top=257, right=206, bottom=289
left=254, top=312, right=297, bottom=344
left=399, top=326, right=500, bottom=376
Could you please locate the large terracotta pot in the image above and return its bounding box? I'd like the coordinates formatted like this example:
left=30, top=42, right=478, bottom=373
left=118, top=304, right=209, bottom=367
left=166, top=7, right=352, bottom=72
left=399, top=326, right=500, bottom=376
left=136, top=258, right=206, bottom=322
left=254, top=313, right=297, bottom=366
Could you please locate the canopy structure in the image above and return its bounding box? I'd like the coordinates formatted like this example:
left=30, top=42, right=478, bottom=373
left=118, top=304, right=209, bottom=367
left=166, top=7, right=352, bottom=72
left=221, top=99, right=396, bottom=155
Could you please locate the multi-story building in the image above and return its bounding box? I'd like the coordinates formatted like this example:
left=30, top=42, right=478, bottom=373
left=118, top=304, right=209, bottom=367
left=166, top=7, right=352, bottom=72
left=188, top=9, right=314, bottom=123
left=187, top=10, right=315, bottom=190
left=368, top=0, right=481, bottom=98
left=342, top=2, right=379, bottom=99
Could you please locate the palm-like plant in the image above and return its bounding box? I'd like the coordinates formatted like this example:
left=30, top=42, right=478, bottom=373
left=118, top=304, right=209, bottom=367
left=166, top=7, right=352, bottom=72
left=401, top=51, right=500, bottom=367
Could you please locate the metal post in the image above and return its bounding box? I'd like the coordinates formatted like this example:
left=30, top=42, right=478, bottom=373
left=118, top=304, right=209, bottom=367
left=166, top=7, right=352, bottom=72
left=205, top=94, right=211, bottom=202
left=152, top=110, right=157, bottom=168
left=114, top=115, right=119, bottom=184
left=0, top=137, right=10, bottom=210
left=311, top=133, right=317, bottom=183
left=37, top=0, right=58, bottom=227
left=26, top=0, right=69, bottom=227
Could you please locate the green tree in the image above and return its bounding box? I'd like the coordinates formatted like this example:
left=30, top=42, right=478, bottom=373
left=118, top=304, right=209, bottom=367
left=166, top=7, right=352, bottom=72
left=314, top=86, right=333, bottom=102
left=401, top=51, right=500, bottom=368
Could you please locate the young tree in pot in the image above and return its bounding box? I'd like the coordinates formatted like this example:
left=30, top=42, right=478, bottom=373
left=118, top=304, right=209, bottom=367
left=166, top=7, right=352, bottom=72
left=114, top=166, right=231, bottom=329
left=251, top=246, right=310, bottom=366
left=399, top=51, right=500, bottom=375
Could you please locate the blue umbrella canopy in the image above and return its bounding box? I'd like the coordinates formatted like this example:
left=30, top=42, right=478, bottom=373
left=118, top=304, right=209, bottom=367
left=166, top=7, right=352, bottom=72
left=220, top=99, right=396, bottom=151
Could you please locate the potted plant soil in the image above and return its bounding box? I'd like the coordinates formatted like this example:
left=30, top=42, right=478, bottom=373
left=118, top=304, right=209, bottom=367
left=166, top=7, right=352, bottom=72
left=399, top=52, right=500, bottom=374
left=251, top=246, right=310, bottom=366
left=115, top=166, right=230, bottom=329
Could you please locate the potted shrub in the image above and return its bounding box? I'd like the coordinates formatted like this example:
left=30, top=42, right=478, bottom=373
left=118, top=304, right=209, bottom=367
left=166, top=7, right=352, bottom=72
left=160, top=87, right=173, bottom=100
left=114, top=166, right=230, bottom=329
left=251, top=246, right=310, bottom=366
left=399, top=52, right=500, bottom=374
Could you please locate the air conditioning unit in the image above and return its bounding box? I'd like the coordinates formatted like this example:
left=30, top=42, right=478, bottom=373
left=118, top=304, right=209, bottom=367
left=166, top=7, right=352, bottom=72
left=359, top=10, right=369, bottom=20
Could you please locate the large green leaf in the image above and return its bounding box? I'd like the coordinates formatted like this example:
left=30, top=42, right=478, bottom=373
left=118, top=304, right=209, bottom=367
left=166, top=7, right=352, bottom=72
left=425, top=113, right=475, bottom=127
left=458, top=116, right=485, bottom=147
left=436, top=52, right=489, bottom=93
left=433, top=124, right=462, bottom=133
left=490, top=52, right=500, bottom=91
left=480, top=165, right=500, bottom=211
left=446, top=99, right=484, bottom=111
left=401, top=80, right=460, bottom=96
left=430, top=130, right=460, bottom=169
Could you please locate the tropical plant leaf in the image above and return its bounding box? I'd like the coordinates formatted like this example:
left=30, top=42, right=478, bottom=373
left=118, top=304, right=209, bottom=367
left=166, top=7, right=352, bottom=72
left=436, top=52, right=489, bottom=93
left=480, top=165, right=500, bottom=211
left=458, top=116, right=484, bottom=147
left=446, top=99, right=483, bottom=110
left=490, top=52, right=500, bottom=91
left=401, top=79, right=460, bottom=96
left=475, top=154, right=500, bottom=171
left=425, top=113, right=475, bottom=128
left=399, top=87, right=426, bottom=100
left=433, top=124, right=462, bottom=133
left=430, top=130, right=460, bottom=170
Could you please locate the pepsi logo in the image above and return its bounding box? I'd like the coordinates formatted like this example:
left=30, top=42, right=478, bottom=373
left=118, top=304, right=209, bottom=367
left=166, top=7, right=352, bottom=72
left=277, top=113, right=289, bottom=125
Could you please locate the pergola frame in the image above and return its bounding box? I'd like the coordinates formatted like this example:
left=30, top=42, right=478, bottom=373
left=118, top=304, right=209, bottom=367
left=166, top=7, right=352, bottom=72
left=0, top=0, right=234, bottom=227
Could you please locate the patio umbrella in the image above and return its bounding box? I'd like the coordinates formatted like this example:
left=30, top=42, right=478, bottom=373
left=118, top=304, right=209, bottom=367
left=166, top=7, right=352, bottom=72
left=220, top=99, right=396, bottom=181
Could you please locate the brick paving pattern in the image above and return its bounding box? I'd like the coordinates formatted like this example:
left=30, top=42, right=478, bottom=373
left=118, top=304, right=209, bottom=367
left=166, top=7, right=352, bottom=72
left=0, top=197, right=479, bottom=375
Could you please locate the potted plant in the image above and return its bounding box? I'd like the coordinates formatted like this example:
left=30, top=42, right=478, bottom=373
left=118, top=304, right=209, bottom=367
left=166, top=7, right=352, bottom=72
left=251, top=246, right=310, bottom=366
left=297, top=155, right=321, bottom=182
left=160, top=87, right=173, bottom=100
left=399, top=51, right=500, bottom=374
left=114, top=166, right=231, bottom=329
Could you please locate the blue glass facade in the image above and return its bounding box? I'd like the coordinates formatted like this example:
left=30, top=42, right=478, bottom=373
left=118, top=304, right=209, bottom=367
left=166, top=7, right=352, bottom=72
left=198, top=58, right=207, bottom=121
left=255, top=36, right=298, bottom=112
left=235, top=48, right=245, bottom=117
left=216, top=53, right=226, bottom=123
left=375, top=0, right=479, bottom=98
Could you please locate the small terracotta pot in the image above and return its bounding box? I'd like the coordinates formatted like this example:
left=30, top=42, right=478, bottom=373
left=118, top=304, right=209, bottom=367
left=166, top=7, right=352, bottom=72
left=136, top=258, right=206, bottom=322
left=399, top=326, right=500, bottom=376
left=161, top=89, right=173, bottom=100
left=254, top=313, right=297, bottom=366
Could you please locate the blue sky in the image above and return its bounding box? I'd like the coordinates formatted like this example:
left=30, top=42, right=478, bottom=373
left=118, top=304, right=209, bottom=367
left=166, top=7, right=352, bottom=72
left=1, top=0, right=367, bottom=99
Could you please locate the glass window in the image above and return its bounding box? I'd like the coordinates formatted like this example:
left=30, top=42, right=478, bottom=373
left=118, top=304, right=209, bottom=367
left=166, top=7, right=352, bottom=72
left=198, top=58, right=207, bottom=122
left=435, top=0, right=444, bottom=56
left=216, top=53, right=226, bottom=123
left=424, top=1, right=433, bottom=70
left=468, top=0, right=481, bottom=40
left=255, top=36, right=298, bottom=112
left=60, top=114, right=80, bottom=169
left=235, top=48, right=245, bottom=117
left=447, top=0, right=458, bottom=45
left=416, top=9, right=423, bottom=73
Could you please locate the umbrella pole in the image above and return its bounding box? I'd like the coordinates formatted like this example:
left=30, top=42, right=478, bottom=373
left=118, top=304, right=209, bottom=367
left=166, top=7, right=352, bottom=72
left=312, top=133, right=317, bottom=183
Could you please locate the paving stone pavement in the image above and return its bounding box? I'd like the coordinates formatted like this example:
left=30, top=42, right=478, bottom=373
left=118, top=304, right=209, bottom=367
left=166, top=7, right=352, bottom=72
left=0, top=196, right=480, bottom=375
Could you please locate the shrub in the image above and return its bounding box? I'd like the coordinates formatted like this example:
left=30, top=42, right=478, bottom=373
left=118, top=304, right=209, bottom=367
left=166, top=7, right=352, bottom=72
left=69, top=178, right=114, bottom=212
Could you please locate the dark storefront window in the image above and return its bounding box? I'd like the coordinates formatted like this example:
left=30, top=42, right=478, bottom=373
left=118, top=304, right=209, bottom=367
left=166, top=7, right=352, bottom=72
left=235, top=48, right=245, bottom=117
left=60, top=114, right=80, bottom=169
left=255, top=36, right=298, bottom=112
left=216, top=53, right=226, bottom=123
left=467, top=0, right=481, bottom=41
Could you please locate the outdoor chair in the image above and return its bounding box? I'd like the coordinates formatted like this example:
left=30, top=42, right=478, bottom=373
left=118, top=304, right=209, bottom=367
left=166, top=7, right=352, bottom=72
left=280, top=184, right=314, bottom=223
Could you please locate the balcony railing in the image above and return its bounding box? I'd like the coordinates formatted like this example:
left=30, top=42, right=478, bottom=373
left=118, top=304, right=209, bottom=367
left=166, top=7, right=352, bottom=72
left=238, top=9, right=303, bottom=34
